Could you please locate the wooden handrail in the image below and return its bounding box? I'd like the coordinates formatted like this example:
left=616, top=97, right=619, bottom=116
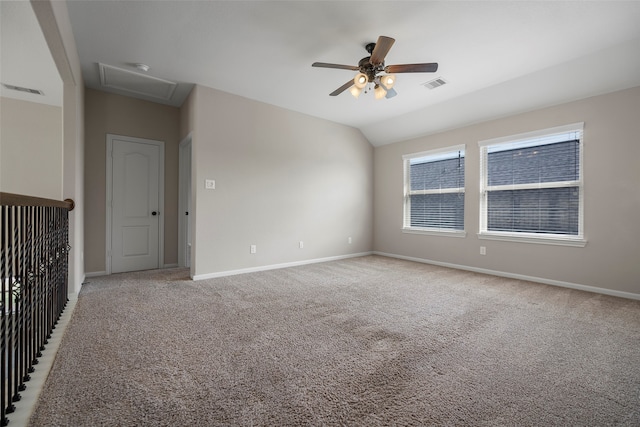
left=0, top=192, right=74, bottom=211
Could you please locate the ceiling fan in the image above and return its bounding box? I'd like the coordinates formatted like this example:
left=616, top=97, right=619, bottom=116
left=312, top=35, right=438, bottom=99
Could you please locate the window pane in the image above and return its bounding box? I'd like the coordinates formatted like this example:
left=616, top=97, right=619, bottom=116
left=410, top=193, right=464, bottom=230
left=488, top=140, right=579, bottom=186
left=411, top=156, right=465, bottom=191
left=487, top=187, right=579, bottom=234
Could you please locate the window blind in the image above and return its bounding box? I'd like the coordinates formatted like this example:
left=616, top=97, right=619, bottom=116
left=479, top=124, right=583, bottom=238
left=404, top=147, right=465, bottom=231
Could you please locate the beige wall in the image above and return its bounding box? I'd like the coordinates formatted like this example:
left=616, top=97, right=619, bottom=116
left=0, top=0, right=87, bottom=294
left=84, top=89, right=180, bottom=273
left=0, top=97, right=63, bottom=199
left=187, top=85, right=373, bottom=278
left=179, top=88, right=195, bottom=142
left=61, top=80, right=85, bottom=294
left=51, top=0, right=86, bottom=296
left=374, top=86, right=640, bottom=296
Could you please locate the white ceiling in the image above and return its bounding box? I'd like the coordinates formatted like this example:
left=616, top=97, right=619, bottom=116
left=65, top=1, right=640, bottom=146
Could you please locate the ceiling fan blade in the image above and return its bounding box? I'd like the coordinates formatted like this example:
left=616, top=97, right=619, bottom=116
left=385, top=63, right=439, bottom=73
left=369, top=36, right=395, bottom=65
left=385, top=88, right=398, bottom=99
left=312, top=62, right=359, bottom=71
left=329, top=80, right=354, bottom=96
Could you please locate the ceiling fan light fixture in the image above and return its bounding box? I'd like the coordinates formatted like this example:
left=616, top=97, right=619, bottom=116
left=381, top=74, right=396, bottom=90
left=350, top=85, right=363, bottom=99
left=374, top=84, right=387, bottom=100
left=353, top=73, right=368, bottom=89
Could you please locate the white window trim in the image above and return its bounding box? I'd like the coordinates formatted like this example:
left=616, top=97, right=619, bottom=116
left=486, top=180, right=579, bottom=192
left=478, top=123, right=586, bottom=247
left=478, top=123, right=583, bottom=149
left=478, top=231, right=586, bottom=247
left=403, top=144, right=466, bottom=237
left=403, top=144, right=466, bottom=163
left=404, top=228, right=467, bottom=237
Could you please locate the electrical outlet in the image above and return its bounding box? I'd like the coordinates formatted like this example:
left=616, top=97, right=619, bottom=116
left=348, top=237, right=352, bottom=244
left=480, top=246, right=486, bottom=255
left=299, top=241, right=304, bottom=249
left=250, top=245, right=256, bottom=254
left=205, top=179, right=215, bottom=190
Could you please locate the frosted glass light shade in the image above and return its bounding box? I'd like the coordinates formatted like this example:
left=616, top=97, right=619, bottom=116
left=381, top=74, right=396, bottom=90
left=353, top=73, right=368, bottom=89
left=350, top=85, right=363, bottom=98
left=374, top=85, right=387, bottom=99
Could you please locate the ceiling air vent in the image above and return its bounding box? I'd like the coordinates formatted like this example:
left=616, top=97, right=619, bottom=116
left=422, top=77, right=447, bottom=90
left=99, top=63, right=177, bottom=100
left=1, top=83, right=44, bottom=95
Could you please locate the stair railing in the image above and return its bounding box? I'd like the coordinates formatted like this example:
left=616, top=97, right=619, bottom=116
left=0, top=192, right=74, bottom=426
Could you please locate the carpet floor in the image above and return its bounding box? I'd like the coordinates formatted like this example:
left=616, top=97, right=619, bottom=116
left=29, top=256, right=640, bottom=426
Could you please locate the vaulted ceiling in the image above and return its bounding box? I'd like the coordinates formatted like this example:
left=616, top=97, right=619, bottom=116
left=8, top=1, right=640, bottom=146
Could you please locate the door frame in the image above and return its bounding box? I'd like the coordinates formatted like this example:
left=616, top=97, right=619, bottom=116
left=106, top=134, right=165, bottom=275
left=178, top=133, right=192, bottom=268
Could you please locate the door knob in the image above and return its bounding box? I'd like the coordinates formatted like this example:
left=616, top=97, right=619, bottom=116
left=152, top=211, right=158, bottom=216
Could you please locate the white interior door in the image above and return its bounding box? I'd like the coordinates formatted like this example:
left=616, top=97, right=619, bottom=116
left=109, top=135, right=163, bottom=273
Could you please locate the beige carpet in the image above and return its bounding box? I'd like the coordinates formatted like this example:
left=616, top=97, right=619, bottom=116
left=29, top=256, right=640, bottom=426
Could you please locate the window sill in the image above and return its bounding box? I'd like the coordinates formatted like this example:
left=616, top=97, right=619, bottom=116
left=477, top=232, right=587, bottom=247
left=403, top=228, right=467, bottom=238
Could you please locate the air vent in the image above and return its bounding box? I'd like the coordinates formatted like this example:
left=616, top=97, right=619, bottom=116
left=1, top=83, right=44, bottom=95
left=422, top=77, right=447, bottom=90
left=99, top=63, right=177, bottom=100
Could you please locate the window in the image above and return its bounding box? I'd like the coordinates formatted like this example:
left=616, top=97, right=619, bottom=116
left=479, top=123, right=585, bottom=246
left=403, top=145, right=465, bottom=236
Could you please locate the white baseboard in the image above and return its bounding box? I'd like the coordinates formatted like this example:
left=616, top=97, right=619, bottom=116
left=84, top=271, right=107, bottom=278
left=193, top=252, right=373, bottom=281
left=374, top=251, right=640, bottom=301
left=9, top=296, right=78, bottom=427
left=86, top=264, right=179, bottom=279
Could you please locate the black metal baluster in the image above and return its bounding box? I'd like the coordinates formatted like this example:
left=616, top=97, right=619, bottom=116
left=25, top=207, right=35, bottom=380
left=18, top=207, right=31, bottom=391
left=50, top=209, right=58, bottom=339
left=44, top=207, right=52, bottom=348
left=33, top=207, right=42, bottom=368
left=43, top=207, right=51, bottom=351
left=36, top=206, right=44, bottom=361
left=6, top=206, right=17, bottom=415
left=16, top=207, right=27, bottom=394
left=1, top=205, right=9, bottom=426
left=10, top=206, right=27, bottom=398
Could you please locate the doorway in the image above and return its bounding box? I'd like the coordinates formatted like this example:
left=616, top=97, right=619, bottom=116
left=106, top=134, right=165, bottom=274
